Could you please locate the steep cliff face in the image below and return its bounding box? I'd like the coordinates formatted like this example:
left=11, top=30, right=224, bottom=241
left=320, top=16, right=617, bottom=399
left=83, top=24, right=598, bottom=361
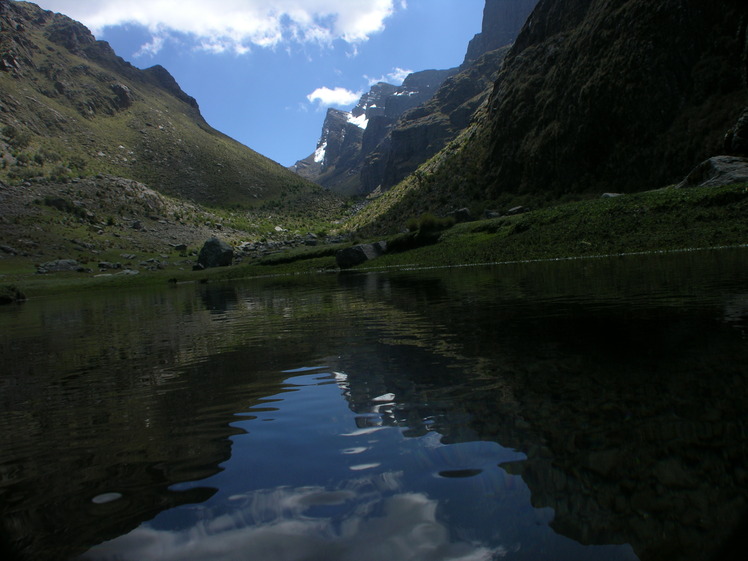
left=0, top=0, right=321, bottom=207
left=290, top=107, right=366, bottom=195
left=483, top=0, right=748, bottom=197
left=294, top=0, right=537, bottom=196
left=361, top=46, right=511, bottom=194
left=354, top=0, right=748, bottom=232
left=358, top=0, right=537, bottom=194
left=290, top=70, right=455, bottom=196
left=463, top=0, right=539, bottom=64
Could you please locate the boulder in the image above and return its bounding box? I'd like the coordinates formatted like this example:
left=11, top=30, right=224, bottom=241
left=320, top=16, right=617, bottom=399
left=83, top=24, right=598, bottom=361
left=448, top=208, right=473, bottom=223
left=676, top=155, right=748, bottom=189
left=37, top=259, right=85, bottom=274
left=0, top=284, right=26, bottom=305
left=336, top=241, right=388, bottom=269
left=197, top=237, right=234, bottom=268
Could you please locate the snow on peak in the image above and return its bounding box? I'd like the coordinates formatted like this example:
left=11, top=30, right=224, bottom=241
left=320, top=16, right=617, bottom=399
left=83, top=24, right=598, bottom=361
left=347, top=112, right=368, bottom=129
left=314, top=141, right=327, bottom=163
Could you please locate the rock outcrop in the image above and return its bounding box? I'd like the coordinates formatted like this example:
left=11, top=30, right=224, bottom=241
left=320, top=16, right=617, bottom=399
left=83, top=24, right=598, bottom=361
left=677, top=156, right=748, bottom=189
left=361, top=46, right=511, bottom=193
left=462, top=0, right=540, bottom=65
left=291, top=71, right=455, bottom=196
left=197, top=238, right=234, bottom=268
left=293, top=0, right=537, bottom=197
left=336, top=241, right=388, bottom=269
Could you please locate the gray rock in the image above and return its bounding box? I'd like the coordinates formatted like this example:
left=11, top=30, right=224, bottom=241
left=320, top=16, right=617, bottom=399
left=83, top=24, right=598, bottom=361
left=197, top=237, right=234, bottom=268
left=448, top=208, right=473, bottom=223
left=506, top=206, right=528, bottom=215
left=601, top=192, right=623, bottom=198
left=336, top=241, right=388, bottom=269
left=676, top=155, right=748, bottom=188
left=98, top=261, right=122, bottom=270
left=37, top=259, right=85, bottom=274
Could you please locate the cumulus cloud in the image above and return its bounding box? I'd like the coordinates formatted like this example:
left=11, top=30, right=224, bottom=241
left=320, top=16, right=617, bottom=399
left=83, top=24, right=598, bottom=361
left=307, top=86, right=362, bottom=108
left=34, top=0, right=401, bottom=55
left=365, top=67, right=413, bottom=86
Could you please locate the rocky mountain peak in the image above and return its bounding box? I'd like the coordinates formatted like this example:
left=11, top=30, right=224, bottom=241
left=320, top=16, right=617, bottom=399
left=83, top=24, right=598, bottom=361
left=463, top=0, right=540, bottom=65
left=290, top=69, right=456, bottom=195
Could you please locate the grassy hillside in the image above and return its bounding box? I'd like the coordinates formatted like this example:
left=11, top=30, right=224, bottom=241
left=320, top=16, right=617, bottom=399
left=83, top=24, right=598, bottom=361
left=0, top=1, right=327, bottom=208
left=4, top=181, right=746, bottom=301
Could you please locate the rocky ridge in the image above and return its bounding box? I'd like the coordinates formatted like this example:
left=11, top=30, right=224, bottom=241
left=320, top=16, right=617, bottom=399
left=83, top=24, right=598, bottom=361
left=290, top=70, right=456, bottom=196
left=292, top=0, right=539, bottom=197
left=352, top=0, right=748, bottom=233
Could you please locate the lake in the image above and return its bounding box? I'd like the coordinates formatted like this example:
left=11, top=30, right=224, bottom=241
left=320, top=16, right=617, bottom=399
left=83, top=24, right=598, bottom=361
left=2, top=249, right=748, bottom=561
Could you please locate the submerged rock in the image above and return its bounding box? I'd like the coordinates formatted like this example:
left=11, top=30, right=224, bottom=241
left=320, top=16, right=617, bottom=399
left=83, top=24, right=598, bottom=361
left=197, top=237, right=234, bottom=268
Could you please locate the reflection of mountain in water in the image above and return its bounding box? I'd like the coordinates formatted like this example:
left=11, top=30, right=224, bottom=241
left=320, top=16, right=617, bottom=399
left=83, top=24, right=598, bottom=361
left=332, top=253, right=748, bottom=561
left=2, top=251, right=748, bottom=561
left=0, top=282, right=358, bottom=561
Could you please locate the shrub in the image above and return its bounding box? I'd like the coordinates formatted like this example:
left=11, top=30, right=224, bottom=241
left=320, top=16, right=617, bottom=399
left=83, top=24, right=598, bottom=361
left=408, top=212, right=455, bottom=233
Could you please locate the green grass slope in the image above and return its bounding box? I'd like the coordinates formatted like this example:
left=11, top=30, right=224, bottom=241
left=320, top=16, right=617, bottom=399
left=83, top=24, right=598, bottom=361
left=0, top=1, right=326, bottom=208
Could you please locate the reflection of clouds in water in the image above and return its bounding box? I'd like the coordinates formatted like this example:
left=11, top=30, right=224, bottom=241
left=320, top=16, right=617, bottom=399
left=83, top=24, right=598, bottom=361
left=83, top=484, right=507, bottom=561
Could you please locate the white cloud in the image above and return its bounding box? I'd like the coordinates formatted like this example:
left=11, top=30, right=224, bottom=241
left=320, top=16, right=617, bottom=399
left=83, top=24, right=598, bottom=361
left=307, top=86, right=361, bottom=108
left=33, top=0, right=401, bottom=56
left=365, top=67, right=413, bottom=86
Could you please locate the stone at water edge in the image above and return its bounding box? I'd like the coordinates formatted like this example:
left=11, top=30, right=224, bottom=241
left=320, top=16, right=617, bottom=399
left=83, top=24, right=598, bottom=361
left=336, top=241, right=388, bottom=269
left=197, top=237, right=234, bottom=268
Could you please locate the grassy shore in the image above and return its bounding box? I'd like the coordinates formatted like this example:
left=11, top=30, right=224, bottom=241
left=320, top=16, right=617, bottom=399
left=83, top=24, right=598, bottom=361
left=2, top=182, right=747, bottom=300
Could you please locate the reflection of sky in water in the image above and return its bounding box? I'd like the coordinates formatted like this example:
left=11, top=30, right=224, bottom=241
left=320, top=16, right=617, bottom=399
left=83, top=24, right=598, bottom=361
left=81, top=372, right=638, bottom=561
left=85, top=489, right=504, bottom=561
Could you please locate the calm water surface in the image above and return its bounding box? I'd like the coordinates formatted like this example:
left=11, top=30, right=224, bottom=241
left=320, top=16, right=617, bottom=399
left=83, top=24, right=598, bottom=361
left=2, top=249, right=748, bottom=561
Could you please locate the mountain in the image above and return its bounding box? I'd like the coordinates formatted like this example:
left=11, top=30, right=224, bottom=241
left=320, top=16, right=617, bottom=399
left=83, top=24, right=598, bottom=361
left=290, top=70, right=456, bottom=196
left=291, top=0, right=539, bottom=197
left=463, top=0, right=541, bottom=65
left=353, top=0, right=748, bottom=233
left=0, top=0, right=324, bottom=208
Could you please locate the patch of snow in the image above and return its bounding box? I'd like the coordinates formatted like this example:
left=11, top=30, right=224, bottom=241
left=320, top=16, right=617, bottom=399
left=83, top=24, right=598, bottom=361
left=347, top=112, right=369, bottom=129
left=314, top=141, right=327, bottom=163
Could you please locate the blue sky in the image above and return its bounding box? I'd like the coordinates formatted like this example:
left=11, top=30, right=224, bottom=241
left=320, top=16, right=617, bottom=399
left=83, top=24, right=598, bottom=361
left=32, top=1, right=485, bottom=167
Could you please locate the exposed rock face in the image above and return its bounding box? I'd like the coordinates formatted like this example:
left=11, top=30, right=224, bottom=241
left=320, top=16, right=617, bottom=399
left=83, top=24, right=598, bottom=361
left=462, top=0, right=540, bottom=64
left=291, top=71, right=457, bottom=196
left=361, top=46, right=510, bottom=193
left=356, top=1, right=533, bottom=195
left=292, top=1, right=538, bottom=197
left=677, top=156, right=748, bottom=189
left=290, top=108, right=366, bottom=195
left=197, top=237, right=234, bottom=268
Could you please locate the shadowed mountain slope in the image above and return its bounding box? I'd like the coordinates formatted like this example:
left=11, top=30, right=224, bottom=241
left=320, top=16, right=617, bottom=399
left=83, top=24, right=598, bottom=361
left=352, top=0, right=748, bottom=234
